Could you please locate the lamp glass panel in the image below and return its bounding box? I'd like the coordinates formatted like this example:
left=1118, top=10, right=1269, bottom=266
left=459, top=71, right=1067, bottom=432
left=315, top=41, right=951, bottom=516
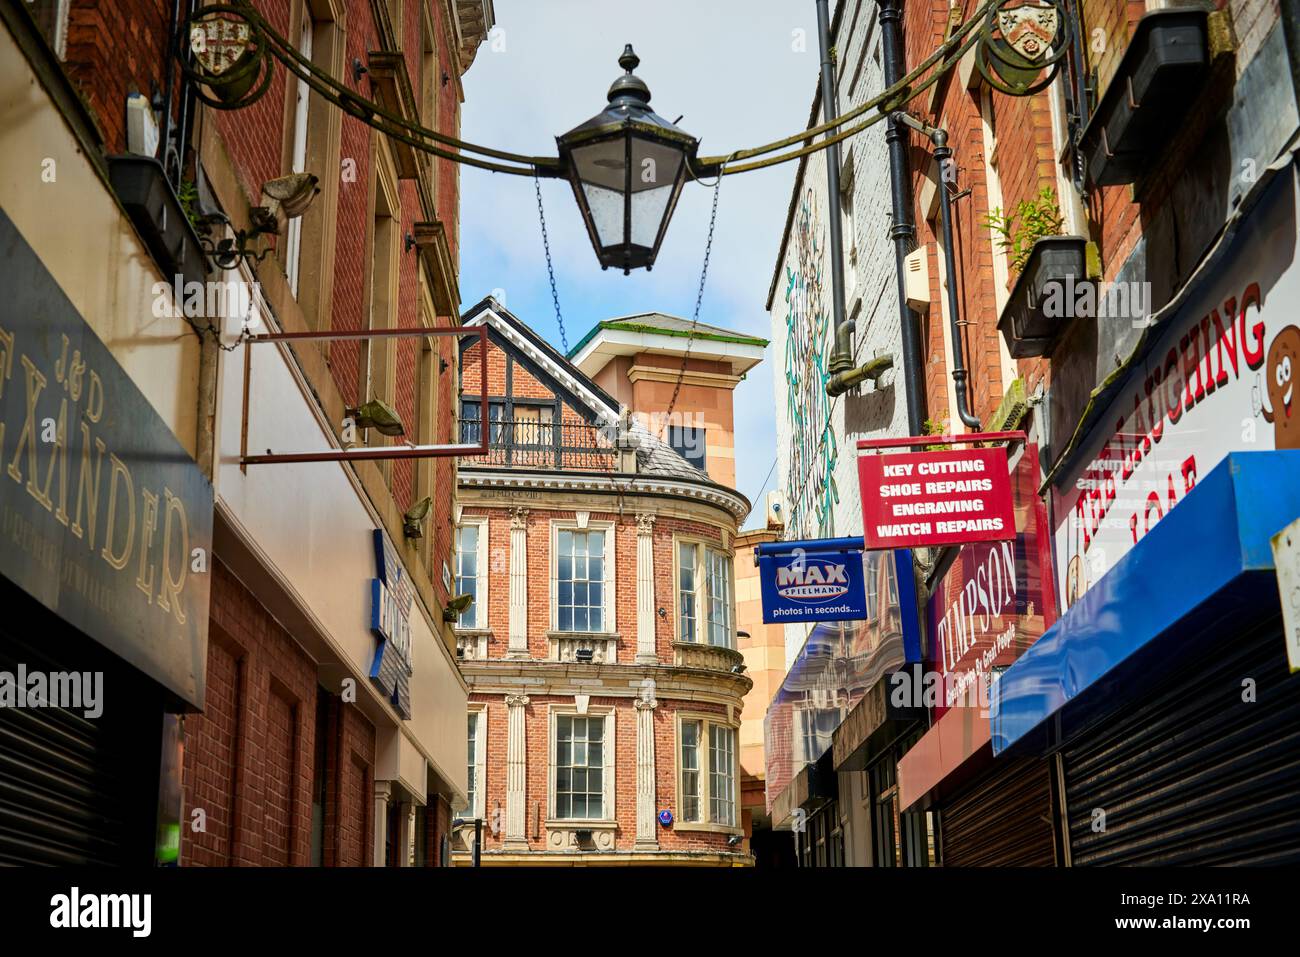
left=581, top=181, right=626, bottom=250
left=571, top=140, right=626, bottom=191
left=630, top=186, right=674, bottom=249
left=628, top=139, right=684, bottom=248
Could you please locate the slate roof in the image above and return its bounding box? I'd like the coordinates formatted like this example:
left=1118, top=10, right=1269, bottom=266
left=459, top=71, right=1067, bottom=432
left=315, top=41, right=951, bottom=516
left=627, top=420, right=714, bottom=484
left=460, top=297, right=727, bottom=490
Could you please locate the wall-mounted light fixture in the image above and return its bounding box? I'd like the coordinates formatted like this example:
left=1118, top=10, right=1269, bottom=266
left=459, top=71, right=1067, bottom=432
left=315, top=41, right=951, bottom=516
left=197, top=172, right=319, bottom=270
left=345, top=398, right=405, bottom=437
left=443, top=593, right=473, bottom=622
left=403, top=496, right=432, bottom=538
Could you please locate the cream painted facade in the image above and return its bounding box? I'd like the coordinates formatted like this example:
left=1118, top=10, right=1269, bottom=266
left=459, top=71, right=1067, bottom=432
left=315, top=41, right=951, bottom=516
left=0, top=8, right=470, bottom=866
left=570, top=315, right=767, bottom=492
left=211, top=292, right=468, bottom=816
left=0, top=23, right=202, bottom=459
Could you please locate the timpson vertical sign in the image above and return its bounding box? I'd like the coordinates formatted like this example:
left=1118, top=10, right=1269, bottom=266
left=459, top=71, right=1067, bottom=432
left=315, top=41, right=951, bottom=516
left=858, top=440, right=1017, bottom=550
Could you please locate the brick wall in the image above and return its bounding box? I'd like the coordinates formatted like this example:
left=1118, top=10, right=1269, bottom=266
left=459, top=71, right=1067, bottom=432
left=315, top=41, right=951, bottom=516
left=63, top=0, right=174, bottom=156
left=470, top=693, right=736, bottom=855
left=463, top=505, right=729, bottom=663
left=901, top=0, right=1065, bottom=427
left=182, top=559, right=377, bottom=867
left=322, top=690, right=377, bottom=867
left=182, top=559, right=318, bottom=867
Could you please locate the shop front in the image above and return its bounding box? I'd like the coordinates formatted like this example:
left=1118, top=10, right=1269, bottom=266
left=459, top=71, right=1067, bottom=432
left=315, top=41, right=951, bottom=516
left=991, top=157, right=1300, bottom=866
left=890, top=439, right=1060, bottom=866
left=0, top=8, right=215, bottom=865
left=0, top=233, right=212, bottom=863
left=763, top=544, right=922, bottom=866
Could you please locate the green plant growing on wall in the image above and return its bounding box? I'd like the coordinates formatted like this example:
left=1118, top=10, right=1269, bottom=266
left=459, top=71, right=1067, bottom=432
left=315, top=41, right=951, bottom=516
left=982, top=186, right=1064, bottom=275
left=922, top=417, right=951, bottom=451
left=176, top=178, right=201, bottom=230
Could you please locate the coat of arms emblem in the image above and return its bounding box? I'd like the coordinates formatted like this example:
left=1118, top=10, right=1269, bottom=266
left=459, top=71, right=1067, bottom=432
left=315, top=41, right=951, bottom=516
left=997, top=3, right=1060, bottom=62
left=189, top=13, right=255, bottom=78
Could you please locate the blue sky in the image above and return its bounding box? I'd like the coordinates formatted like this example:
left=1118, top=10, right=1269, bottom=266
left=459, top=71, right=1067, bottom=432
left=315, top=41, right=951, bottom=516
left=457, top=0, right=819, bottom=527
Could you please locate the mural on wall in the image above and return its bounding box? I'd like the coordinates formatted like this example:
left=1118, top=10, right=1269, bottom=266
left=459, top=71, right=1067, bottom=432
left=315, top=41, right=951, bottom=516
left=783, top=188, right=838, bottom=538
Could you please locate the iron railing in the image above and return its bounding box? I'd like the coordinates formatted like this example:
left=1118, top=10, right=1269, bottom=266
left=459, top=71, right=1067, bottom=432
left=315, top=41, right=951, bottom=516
left=458, top=418, right=618, bottom=471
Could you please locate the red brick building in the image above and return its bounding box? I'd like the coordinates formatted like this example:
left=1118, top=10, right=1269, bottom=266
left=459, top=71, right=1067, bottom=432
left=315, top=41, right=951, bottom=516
left=13, top=0, right=497, bottom=867
left=179, top=0, right=496, bottom=868
left=450, top=300, right=758, bottom=864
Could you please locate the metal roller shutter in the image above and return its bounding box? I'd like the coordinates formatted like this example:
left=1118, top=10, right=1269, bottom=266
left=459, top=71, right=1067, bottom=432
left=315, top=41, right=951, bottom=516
left=940, top=757, right=1057, bottom=866
left=1060, top=615, right=1300, bottom=866
left=0, top=580, right=161, bottom=866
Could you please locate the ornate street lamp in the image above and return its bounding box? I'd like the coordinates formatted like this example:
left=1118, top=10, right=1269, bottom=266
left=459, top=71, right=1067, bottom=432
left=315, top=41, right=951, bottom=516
left=556, top=45, right=700, bottom=274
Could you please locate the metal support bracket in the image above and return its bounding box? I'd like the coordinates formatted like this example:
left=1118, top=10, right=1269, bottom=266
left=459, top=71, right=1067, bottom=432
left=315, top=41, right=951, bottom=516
left=239, top=325, right=488, bottom=466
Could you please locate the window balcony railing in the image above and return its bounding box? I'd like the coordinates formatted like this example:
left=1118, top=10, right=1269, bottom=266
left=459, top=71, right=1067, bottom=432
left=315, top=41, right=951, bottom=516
left=672, top=640, right=746, bottom=674
left=458, top=419, right=619, bottom=471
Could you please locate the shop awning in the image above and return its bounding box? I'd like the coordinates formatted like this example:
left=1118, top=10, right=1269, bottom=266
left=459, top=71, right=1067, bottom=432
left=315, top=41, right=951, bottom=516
left=991, top=451, right=1300, bottom=756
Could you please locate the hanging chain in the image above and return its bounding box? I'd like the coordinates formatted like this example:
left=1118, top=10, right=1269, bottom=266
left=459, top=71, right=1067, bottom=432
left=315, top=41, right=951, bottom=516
left=533, top=169, right=636, bottom=515
left=659, top=173, right=722, bottom=442
left=534, top=170, right=568, bottom=354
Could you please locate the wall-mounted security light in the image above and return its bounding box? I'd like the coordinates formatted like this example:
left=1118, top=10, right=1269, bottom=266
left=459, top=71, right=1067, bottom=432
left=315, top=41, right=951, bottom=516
left=346, top=398, right=405, bottom=437
left=443, top=593, right=474, bottom=622
left=403, top=496, right=432, bottom=539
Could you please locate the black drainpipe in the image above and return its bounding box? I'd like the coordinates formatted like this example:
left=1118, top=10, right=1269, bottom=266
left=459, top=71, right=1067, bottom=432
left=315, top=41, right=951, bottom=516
left=894, top=111, right=980, bottom=429
left=815, top=0, right=854, bottom=380
left=876, top=0, right=927, bottom=435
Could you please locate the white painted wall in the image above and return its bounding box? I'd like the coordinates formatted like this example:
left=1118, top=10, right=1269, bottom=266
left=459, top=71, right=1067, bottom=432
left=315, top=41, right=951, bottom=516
left=212, top=282, right=467, bottom=807
left=769, top=0, right=910, bottom=670
left=0, top=24, right=202, bottom=457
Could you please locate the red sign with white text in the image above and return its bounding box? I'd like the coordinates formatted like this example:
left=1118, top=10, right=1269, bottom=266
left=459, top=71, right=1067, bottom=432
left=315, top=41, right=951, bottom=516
left=859, top=446, right=1016, bottom=550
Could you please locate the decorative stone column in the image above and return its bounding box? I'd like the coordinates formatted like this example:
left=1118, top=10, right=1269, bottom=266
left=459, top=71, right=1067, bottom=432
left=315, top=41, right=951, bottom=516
left=507, top=507, right=529, bottom=659
left=635, top=512, right=658, bottom=664
left=504, top=694, right=530, bottom=850
left=406, top=804, right=417, bottom=867
left=634, top=695, right=659, bottom=849
left=373, top=781, right=392, bottom=867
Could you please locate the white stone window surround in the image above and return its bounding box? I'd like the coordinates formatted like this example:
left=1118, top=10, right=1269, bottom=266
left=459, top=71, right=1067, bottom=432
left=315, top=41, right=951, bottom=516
left=462, top=704, right=488, bottom=822
left=545, top=703, right=617, bottom=849
left=453, top=516, right=490, bottom=630
left=673, top=535, right=735, bottom=650
left=674, top=710, right=742, bottom=835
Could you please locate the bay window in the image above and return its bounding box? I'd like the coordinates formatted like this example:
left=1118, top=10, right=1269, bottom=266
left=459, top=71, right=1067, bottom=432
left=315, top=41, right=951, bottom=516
left=677, top=715, right=739, bottom=830
left=676, top=540, right=734, bottom=648
left=709, top=725, right=736, bottom=826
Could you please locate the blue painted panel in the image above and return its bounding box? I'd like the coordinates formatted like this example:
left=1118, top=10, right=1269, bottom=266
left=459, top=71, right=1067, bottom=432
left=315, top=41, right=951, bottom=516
left=757, top=538, right=869, bottom=623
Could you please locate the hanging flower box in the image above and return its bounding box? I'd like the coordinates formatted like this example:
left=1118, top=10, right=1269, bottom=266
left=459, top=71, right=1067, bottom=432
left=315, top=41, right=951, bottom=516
left=998, top=236, right=1090, bottom=358
left=107, top=155, right=210, bottom=290
left=1079, top=8, right=1210, bottom=187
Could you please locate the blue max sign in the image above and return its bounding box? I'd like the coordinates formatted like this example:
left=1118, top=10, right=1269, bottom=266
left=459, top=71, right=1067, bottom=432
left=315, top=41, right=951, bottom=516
left=756, top=537, right=869, bottom=624
left=370, top=529, right=413, bottom=719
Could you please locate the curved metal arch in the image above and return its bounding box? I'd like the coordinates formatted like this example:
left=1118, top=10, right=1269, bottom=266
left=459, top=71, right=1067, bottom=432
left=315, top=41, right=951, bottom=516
left=975, top=0, right=1072, bottom=97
